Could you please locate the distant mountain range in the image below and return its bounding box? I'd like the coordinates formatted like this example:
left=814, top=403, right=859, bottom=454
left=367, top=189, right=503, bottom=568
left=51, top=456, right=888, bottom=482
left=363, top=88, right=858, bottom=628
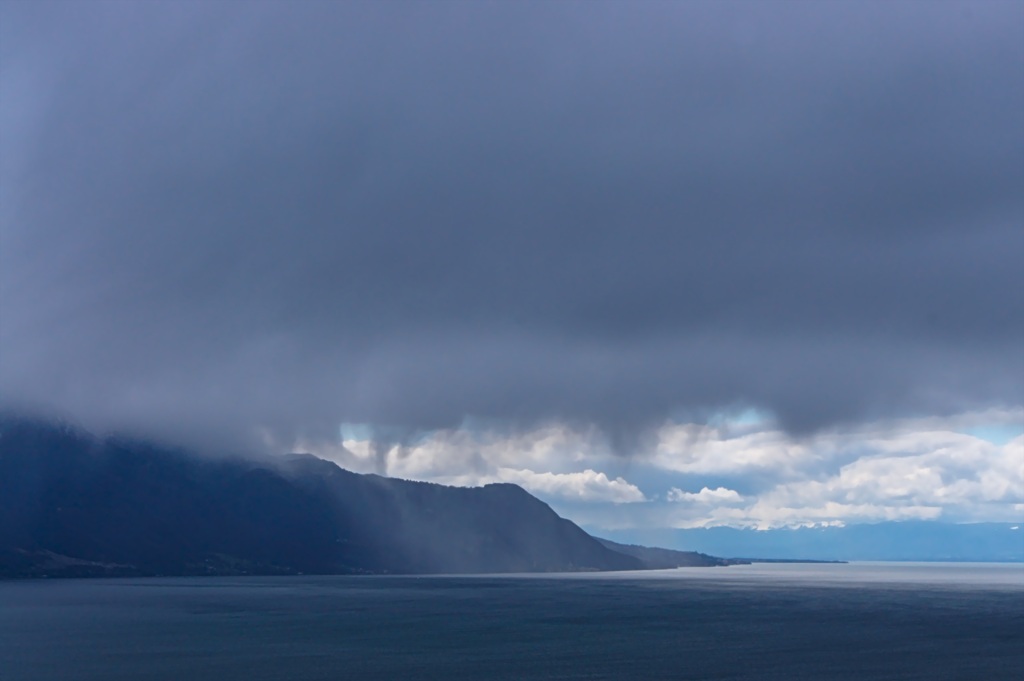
left=598, top=522, right=1024, bottom=563
left=0, top=416, right=727, bottom=578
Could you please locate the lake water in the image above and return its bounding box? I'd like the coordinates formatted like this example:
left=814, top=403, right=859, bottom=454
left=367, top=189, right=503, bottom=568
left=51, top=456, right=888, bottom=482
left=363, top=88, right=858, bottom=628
left=1, top=563, right=1022, bottom=680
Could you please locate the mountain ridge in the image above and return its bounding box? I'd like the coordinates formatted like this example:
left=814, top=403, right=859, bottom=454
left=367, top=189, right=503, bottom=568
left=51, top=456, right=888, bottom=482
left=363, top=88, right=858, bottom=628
left=0, top=415, right=645, bottom=577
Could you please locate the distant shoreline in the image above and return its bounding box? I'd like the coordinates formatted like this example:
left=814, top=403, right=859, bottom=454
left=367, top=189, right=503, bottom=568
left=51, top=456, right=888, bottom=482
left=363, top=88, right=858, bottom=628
left=727, top=558, right=847, bottom=564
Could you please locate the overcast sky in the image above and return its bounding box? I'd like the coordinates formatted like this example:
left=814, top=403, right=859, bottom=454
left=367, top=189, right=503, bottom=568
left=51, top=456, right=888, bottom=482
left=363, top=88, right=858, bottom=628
left=1, top=1, right=1021, bottom=529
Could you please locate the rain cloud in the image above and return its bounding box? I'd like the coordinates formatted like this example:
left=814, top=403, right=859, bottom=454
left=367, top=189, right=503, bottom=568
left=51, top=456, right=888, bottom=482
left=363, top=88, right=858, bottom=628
left=1, top=0, right=1021, bottom=454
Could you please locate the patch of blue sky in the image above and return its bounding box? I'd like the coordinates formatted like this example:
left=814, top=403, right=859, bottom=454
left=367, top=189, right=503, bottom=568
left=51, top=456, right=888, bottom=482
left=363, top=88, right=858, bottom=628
left=708, top=407, right=772, bottom=428
left=961, top=424, right=1024, bottom=446
left=664, top=405, right=774, bottom=430
left=338, top=423, right=374, bottom=441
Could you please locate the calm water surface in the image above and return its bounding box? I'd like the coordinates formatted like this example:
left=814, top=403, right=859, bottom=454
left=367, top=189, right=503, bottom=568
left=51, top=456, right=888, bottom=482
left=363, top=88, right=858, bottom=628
left=1, top=563, right=1021, bottom=680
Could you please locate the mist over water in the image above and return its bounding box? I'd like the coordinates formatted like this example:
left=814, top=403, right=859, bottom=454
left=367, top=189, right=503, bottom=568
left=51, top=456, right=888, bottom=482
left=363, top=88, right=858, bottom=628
left=2, top=564, right=1021, bottom=681
left=515, top=561, right=1024, bottom=589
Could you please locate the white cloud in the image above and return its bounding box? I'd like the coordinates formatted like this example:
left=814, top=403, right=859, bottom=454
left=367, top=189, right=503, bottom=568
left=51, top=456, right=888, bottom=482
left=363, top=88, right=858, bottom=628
left=650, top=423, right=818, bottom=478
left=492, top=468, right=647, bottom=504
left=667, top=486, right=743, bottom=504
left=658, top=423, right=1024, bottom=529
left=287, top=422, right=645, bottom=505
left=285, top=409, right=1024, bottom=530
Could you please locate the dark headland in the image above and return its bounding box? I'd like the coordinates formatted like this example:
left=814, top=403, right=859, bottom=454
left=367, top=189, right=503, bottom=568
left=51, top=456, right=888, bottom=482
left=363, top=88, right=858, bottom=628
left=1, top=415, right=774, bottom=579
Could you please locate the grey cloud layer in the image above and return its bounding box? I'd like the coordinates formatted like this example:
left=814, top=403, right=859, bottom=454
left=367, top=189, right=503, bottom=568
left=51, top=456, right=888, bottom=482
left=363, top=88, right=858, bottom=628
left=1, top=0, right=1021, bottom=449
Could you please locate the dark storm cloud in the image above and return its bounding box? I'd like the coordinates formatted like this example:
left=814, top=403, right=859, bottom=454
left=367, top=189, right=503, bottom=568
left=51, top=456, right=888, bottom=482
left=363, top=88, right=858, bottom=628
left=1, top=0, right=1021, bottom=450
